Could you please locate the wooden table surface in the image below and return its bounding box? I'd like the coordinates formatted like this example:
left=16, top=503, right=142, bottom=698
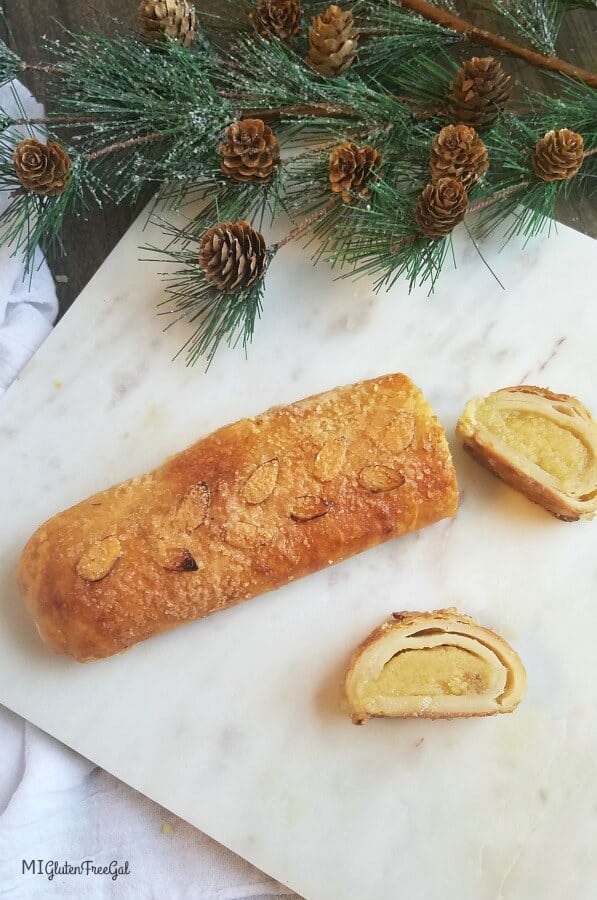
left=1, top=0, right=596, bottom=314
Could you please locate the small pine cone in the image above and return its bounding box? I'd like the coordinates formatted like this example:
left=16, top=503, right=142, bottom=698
left=219, top=119, right=280, bottom=183
left=306, top=5, right=359, bottom=77
left=199, top=221, right=268, bottom=292
left=252, top=0, right=302, bottom=39
left=415, top=178, right=468, bottom=239
left=451, top=57, right=512, bottom=129
left=138, top=0, right=197, bottom=47
left=430, top=124, right=488, bottom=192
left=13, top=138, right=72, bottom=197
left=329, top=141, right=382, bottom=203
left=533, top=129, right=584, bottom=182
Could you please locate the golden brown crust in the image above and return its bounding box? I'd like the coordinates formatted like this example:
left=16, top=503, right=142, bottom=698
left=456, top=385, right=597, bottom=521
left=19, top=374, right=458, bottom=661
left=345, top=608, right=526, bottom=723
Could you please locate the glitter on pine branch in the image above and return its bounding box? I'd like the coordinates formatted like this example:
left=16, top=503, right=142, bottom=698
left=485, top=0, right=596, bottom=57
left=209, top=29, right=410, bottom=132
left=41, top=30, right=234, bottom=200
left=351, top=0, right=465, bottom=80
left=0, top=0, right=595, bottom=364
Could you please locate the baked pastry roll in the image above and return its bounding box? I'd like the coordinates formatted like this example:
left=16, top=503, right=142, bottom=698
left=345, top=609, right=526, bottom=723
left=457, top=385, right=597, bottom=521
left=19, top=374, right=458, bottom=661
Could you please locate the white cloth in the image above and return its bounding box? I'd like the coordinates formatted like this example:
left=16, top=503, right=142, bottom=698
left=0, top=707, right=294, bottom=899
left=0, top=80, right=57, bottom=395
left=0, top=84, right=296, bottom=899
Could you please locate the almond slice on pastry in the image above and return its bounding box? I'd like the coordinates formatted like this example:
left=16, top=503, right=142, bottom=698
left=345, top=609, right=526, bottom=723
left=457, top=385, right=597, bottom=521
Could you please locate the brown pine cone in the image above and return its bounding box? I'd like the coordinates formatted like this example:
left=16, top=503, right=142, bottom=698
left=306, top=5, right=359, bottom=77
left=199, top=221, right=268, bottom=292
left=13, top=138, right=72, bottom=197
left=329, top=141, right=382, bottom=203
left=138, top=0, right=198, bottom=47
left=430, top=124, right=488, bottom=192
left=252, top=0, right=302, bottom=39
left=414, top=178, right=468, bottom=239
left=451, top=57, right=512, bottom=129
left=219, top=119, right=280, bottom=183
left=533, top=129, right=584, bottom=182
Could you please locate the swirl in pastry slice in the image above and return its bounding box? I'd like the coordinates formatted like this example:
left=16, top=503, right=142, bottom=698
left=345, top=609, right=526, bottom=723
left=457, top=385, right=597, bottom=521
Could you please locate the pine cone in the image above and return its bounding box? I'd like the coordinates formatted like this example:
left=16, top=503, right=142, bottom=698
left=414, top=178, right=468, bottom=239
left=252, top=0, right=302, bottom=39
left=306, top=5, right=359, bottom=77
left=219, top=119, right=280, bottom=183
left=199, top=221, right=268, bottom=292
left=138, top=0, right=198, bottom=47
left=430, top=124, right=488, bottom=192
left=533, top=129, right=584, bottom=182
left=13, top=138, right=72, bottom=197
left=451, top=57, right=512, bottom=129
left=329, top=141, right=382, bottom=203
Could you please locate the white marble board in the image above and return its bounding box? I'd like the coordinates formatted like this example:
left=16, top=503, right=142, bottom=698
left=0, top=208, right=596, bottom=900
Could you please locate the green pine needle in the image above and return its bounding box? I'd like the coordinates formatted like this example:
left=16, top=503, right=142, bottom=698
left=0, top=0, right=593, bottom=364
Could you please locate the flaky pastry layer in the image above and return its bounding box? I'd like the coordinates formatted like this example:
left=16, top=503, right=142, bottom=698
left=345, top=608, right=526, bottom=723
left=457, top=385, right=597, bottom=521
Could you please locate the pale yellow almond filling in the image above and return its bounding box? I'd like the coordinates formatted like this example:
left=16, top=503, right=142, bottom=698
left=476, top=404, right=589, bottom=488
left=363, top=646, right=493, bottom=700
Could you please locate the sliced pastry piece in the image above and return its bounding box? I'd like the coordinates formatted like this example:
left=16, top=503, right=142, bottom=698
left=457, top=385, right=597, bottom=521
left=345, top=608, right=526, bottom=723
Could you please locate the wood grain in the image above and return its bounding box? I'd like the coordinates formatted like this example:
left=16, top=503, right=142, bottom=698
left=1, top=0, right=595, bottom=315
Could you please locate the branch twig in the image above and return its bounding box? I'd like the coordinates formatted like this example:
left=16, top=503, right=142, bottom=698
left=273, top=199, right=339, bottom=251
left=467, top=182, right=528, bottom=215
left=20, top=62, right=64, bottom=76
left=394, top=0, right=597, bottom=88
left=218, top=91, right=359, bottom=121
left=8, top=115, right=99, bottom=127
left=86, top=132, right=165, bottom=162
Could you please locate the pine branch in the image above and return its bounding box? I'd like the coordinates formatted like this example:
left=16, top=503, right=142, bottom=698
left=392, top=0, right=597, bottom=86
left=146, top=219, right=267, bottom=368
left=463, top=146, right=597, bottom=220
left=0, top=148, right=101, bottom=273
left=0, top=42, right=23, bottom=85
left=1, top=2, right=595, bottom=365
left=488, top=0, right=563, bottom=55
left=523, top=74, right=597, bottom=140
left=39, top=31, right=234, bottom=199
